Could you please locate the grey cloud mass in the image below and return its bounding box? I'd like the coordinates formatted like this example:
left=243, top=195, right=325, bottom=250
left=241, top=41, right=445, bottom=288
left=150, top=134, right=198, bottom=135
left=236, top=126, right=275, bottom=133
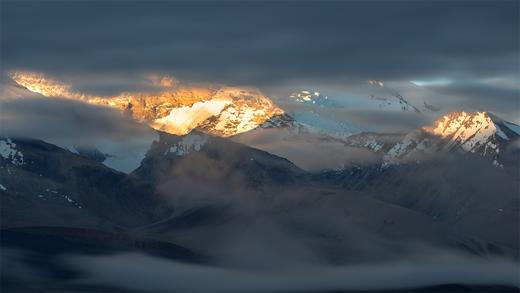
left=1, top=0, right=519, bottom=120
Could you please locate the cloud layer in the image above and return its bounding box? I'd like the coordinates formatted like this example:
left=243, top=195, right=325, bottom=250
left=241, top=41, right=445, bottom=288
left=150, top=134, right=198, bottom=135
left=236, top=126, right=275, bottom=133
left=1, top=1, right=518, bottom=122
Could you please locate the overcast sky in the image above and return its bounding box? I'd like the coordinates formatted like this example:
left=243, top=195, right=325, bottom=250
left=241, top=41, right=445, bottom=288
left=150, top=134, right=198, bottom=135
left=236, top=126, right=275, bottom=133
left=1, top=0, right=519, bottom=122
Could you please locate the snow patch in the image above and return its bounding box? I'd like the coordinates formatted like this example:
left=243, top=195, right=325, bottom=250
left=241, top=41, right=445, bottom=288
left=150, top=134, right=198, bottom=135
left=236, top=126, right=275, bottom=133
left=385, top=132, right=419, bottom=161
left=495, top=126, right=508, bottom=140
left=381, top=130, right=434, bottom=167
left=288, top=111, right=361, bottom=138
left=61, top=143, right=80, bottom=155
left=43, top=189, right=83, bottom=208
left=202, top=87, right=285, bottom=137
left=0, top=184, right=6, bottom=191
left=345, top=134, right=385, bottom=152
left=214, top=104, right=269, bottom=135
left=362, top=138, right=383, bottom=152
left=0, top=138, right=25, bottom=166
left=165, top=133, right=208, bottom=156
left=100, top=134, right=159, bottom=173
left=153, top=97, right=231, bottom=135
left=504, top=121, right=520, bottom=135
left=49, top=131, right=159, bottom=174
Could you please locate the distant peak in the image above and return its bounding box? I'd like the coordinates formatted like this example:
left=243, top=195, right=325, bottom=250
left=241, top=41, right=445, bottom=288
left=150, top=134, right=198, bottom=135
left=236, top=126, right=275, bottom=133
left=421, top=111, right=518, bottom=163
left=10, top=71, right=87, bottom=100
left=289, top=90, right=323, bottom=102
left=367, top=80, right=384, bottom=87
left=424, top=111, right=519, bottom=138
left=287, top=89, right=339, bottom=109
left=424, top=111, right=496, bottom=138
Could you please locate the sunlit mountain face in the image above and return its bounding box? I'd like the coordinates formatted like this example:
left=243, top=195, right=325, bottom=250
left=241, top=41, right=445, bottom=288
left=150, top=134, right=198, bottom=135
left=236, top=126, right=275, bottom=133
left=10, top=72, right=287, bottom=137
left=8, top=72, right=441, bottom=140
left=7, top=71, right=520, bottom=172
left=2, top=1, right=519, bottom=292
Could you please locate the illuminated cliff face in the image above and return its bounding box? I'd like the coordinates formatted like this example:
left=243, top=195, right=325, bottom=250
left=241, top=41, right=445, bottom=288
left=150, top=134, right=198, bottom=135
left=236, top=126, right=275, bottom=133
left=376, top=111, right=520, bottom=168
left=10, top=72, right=87, bottom=100
left=423, top=111, right=506, bottom=153
left=10, top=72, right=285, bottom=137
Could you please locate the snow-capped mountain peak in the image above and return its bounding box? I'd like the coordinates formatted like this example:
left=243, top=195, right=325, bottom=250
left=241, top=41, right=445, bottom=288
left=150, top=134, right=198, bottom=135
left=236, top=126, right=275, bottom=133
left=424, top=111, right=514, bottom=153
left=9, top=72, right=286, bottom=137
left=289, top=90, right=320, bottom=102
left=343, top=111, right=519, bottom=169
left=195, top=87, right=286, bottom=137
left=365, top=80, right=440, bottom=114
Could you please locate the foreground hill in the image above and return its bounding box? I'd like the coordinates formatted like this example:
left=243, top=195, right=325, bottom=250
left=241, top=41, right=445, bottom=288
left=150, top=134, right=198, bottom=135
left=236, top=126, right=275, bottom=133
left=1, top=131, right=518, bottom=291
left=0, top=137, right=171, bottom=229
left=2, top=133, right=517, bottom=258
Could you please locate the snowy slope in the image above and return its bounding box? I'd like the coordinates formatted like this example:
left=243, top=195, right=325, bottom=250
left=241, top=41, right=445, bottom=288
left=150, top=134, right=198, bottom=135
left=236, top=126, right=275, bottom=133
left=0, top=138, right=25, bottom=166
left=282, top=90, right=362, bottom=138
left=363, top=80, right=441, bottom=114
left=152, top=97, right=231, bottom=135
left=280, top=81, right=441, bottom=139
left=195, top=87, right=285, bottom=137
left=288, top=90, right=338, bottom=107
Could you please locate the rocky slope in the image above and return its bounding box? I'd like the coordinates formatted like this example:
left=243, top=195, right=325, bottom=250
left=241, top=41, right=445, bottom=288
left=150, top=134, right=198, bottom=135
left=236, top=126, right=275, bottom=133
left=1, top=134, right=470, bottom=259
left=132, top=130, right=306, bottom=188
left=316, top=155, right=520, bottom=258
left=2, top=132, right=519, bottom=291
left=286, top=81, right=440, bottom=115
left=365, top=80, right=438, bottom=113
left=314, top=112, right=520, bottom=257
left=0, top=137, right=172, bottom=229
left=3, top=133, right=517, bottom=261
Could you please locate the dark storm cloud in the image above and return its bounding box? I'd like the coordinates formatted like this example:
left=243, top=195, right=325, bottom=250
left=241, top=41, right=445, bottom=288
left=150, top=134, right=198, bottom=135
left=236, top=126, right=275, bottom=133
left=1, top=0, right=518, bottom=86
left=427, top=81, right=520, bottom=118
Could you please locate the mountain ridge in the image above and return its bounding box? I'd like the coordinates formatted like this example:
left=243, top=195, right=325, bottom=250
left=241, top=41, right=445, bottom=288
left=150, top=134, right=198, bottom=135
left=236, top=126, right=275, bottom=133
left=5, top=73, right=520, bottom=171
left=342, top=111, right=520, bottom=169
left=8, top=72, right=288, bottom=137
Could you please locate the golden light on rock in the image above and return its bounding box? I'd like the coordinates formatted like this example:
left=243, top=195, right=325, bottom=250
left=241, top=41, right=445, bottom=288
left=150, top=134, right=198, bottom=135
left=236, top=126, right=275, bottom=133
left=10, top=71, right=88, bottom=100
left=9, top=71, right=285, bottom=137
